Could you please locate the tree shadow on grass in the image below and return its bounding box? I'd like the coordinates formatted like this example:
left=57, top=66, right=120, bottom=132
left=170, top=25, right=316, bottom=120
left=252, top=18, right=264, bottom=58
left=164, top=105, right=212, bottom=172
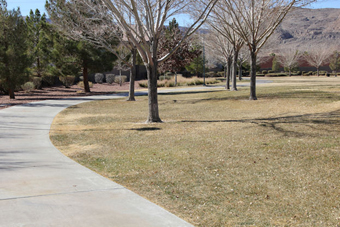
left=182, top=109, right=340, bottom=138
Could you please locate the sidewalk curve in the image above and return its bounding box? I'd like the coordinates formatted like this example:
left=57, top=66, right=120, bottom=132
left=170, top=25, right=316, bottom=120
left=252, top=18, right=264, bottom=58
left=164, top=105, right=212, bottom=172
left=0, top=94, right=193, bottom=227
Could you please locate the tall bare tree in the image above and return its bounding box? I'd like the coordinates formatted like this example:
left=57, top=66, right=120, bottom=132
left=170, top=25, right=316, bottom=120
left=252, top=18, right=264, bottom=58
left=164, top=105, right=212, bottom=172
left=47, top=0, right=218, bottom=123
left=303, top=44, right=331, bottom=76
left=276, top=48, right=301, bottom=76
left=205, top=30, right=233, bottom=90
left=210, top=0, right=316, bottom=100
left=207, top=6, right=244, bottom=91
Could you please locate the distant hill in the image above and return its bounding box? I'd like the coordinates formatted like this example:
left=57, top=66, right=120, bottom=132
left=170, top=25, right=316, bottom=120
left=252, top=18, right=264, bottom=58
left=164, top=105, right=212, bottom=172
left=266, top=7, right=340, bottom=52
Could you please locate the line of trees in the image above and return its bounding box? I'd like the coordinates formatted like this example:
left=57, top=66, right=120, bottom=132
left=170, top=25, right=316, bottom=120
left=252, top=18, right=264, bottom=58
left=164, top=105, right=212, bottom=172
left=1, top=0, right=320, bottom=123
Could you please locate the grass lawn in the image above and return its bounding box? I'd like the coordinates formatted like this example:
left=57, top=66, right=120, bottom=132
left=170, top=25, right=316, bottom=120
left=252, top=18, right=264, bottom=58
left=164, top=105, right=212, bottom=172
left=50, top=76, right=340, bottom=226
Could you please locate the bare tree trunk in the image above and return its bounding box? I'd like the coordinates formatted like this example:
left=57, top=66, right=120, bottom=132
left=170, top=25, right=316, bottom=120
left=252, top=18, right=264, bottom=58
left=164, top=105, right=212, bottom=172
left=225, top=57, right=231, bottom=90
left=231, top=48, right=238, bottom=91
left=8, top=87, right=15, bottom=99
left=82, top=59, right=91, bottom=93
left=249, top=47, right=257, bottom=100
left=238, top=62, right=242, bottom=81
left=175, top=72, right=178, bottom=86
left=127, top=48, right=136, bottom=101
left=146, top=61, right=162, bottom=123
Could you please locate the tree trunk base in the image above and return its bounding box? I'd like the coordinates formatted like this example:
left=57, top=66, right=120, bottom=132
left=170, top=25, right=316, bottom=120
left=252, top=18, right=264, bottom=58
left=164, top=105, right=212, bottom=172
left=126, top=97, right=136, bottom=101
left=249, top=96, right=257, bottom=100
left=145, top=118, right=163, bottom=124
left=231, top=88, right=238, bottom=91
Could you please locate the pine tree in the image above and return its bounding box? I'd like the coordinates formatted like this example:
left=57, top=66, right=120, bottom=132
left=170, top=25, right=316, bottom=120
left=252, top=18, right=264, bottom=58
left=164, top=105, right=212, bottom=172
left=26, top=9, right=51, bottom=78
left=0, top=1, right=30, bottom=99
left=49, top=30, right=116, bottom=91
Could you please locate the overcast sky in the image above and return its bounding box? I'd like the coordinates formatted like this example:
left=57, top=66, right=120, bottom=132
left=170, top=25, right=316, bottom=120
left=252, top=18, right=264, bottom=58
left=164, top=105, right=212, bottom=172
left=6, top=0, right=340, bottom=26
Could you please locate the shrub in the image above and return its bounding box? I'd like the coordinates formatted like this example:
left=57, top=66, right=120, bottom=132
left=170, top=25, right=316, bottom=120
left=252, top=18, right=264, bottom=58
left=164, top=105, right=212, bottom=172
left=268, top=70, right=275, bottom=73
left=106, top=74, right=116, bottom=84
left=32, top=77, right=42, bottom=89
left=77, top=81, right=93, bottom=89
left=95, top=73, right=105, bottom=83
left=205, top=71, right=216, bottom=77
left=217, top=71, right=224, bottom=77
left=265, top=73, right=288, bottom=77
left=256, top=74, right=265, bottom=77
left=59, top=75, right=75, bottom=88
left=159, top=75, right=172, bottom=81
left=139, top=82, right=148, bottom=88
left=21, top=82, right=35, bottom=92
left=114, top=75, right=127, bottom=85
left=262, top=70, right=268, bottom=74
left=42, top=75, right=56, bottom=86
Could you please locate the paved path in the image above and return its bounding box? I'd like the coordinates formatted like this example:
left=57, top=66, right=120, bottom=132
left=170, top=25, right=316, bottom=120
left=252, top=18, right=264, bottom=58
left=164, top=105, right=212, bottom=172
left=0, top=94, right=193, bottom=227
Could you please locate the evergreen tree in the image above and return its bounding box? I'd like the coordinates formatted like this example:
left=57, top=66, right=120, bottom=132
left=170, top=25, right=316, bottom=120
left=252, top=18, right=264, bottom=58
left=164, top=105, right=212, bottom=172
left=0, top=1, right=30, bottom=99
left=49, top=30, right=116, bottom=91
left=26, top=9, right=51, bottom=78
left=272, top=56, right=280, bottom=72
left=329, top=51, right=340, bottom=73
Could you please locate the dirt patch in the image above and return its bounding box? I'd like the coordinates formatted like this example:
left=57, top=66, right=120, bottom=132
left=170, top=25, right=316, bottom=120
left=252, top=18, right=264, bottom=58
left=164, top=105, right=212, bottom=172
left=0, top=81, right=145, bottom=110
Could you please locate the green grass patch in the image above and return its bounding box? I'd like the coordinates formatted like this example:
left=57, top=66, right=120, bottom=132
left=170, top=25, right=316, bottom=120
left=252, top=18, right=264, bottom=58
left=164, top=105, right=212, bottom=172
left=51, top=77, right=340, bottom=226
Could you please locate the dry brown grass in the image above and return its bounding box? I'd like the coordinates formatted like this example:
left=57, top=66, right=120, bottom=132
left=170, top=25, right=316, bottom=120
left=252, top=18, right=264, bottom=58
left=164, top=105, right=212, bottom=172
left=50, top=76, right=340, bottom=226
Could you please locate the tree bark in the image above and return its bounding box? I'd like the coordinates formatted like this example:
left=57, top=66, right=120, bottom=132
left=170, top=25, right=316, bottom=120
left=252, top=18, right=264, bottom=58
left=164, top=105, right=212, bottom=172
left=82, top=59, right=91, bottom=93
left=8, top=87, right=15, bottom=99
left=146, top=62, right=162, bottom=123
left=238, top=62, right=242, bottom=81
left=127, top=48, right=136, bottom=101
left=249, top=47, right=257, bottom=100
left=225, top=57, right=231, bottom=90
left=231, top=48, right=238, bottom=91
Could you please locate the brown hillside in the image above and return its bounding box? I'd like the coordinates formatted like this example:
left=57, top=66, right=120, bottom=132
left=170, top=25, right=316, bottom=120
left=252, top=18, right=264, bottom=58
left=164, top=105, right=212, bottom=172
left=266, top=7, right=340, bottom=52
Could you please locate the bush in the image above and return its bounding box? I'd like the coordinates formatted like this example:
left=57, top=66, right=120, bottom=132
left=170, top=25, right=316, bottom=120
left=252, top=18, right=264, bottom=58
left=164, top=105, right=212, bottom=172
left=256, top=74, right=265, bottom=77
left=217, top=72, right=225, bottom=77
left=268, top=70, right=275, bottom=73
left=32, top=77, right=42, bottom=89
left=21, top=82, right=35, bottom=92
left=106, top=74, right=116, bottom=84
left=95, top=73, right=105, bottom=83
left=159, top=75, right=172, bottom=81
left=42, top=75, right=56, bottom=86
left=77, top=81, right=93, bottom=89
left=114, top=75, right=127, bottom=85
left=265, top=73, right=288, bottom=77
left=205, top=71, right=216, bottom=77
left=59, top=75, right=75, bottom=88
left=139, top=82, right=148, bottom=88
left=262, top=70, right=268, bottom=74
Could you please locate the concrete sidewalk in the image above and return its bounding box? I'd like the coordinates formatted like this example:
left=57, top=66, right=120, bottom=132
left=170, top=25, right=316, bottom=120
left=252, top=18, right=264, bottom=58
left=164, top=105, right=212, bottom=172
left=0, top=94, right=193, bottom=227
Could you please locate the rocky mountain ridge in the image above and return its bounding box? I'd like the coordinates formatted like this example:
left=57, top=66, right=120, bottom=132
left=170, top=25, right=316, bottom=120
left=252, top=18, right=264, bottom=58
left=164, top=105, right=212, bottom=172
left=268, top=7, right=340, bottom=52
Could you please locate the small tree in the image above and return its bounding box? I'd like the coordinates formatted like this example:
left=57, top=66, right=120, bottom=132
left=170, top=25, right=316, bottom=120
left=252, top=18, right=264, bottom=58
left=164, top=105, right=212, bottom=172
left=158, top=18, right=200, bottom=86
left=276, top=48, right=301, bottom=76
left=0, top=1, right=30, bottom=99
left=205, top=29, right=233, bottom=89
left=304, top=44, right=331, bottom=76
left=329, top=51, right=340, bottom=74
left=272, top=56, right=280, bottom=72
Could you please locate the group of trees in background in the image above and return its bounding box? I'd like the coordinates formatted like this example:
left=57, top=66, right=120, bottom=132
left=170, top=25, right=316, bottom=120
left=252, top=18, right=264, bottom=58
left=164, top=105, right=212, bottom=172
left=0, top=1, right=119, bottom=99
left=1, top=0, right=331, bottom=123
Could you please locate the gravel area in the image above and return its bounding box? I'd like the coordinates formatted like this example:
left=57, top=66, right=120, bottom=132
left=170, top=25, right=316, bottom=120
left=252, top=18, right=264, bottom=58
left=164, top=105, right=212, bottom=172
left=0, top=81, right=144, bottom=110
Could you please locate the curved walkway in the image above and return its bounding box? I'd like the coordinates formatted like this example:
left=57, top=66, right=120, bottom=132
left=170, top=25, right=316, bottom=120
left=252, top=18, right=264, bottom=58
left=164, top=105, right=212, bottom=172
left=0, top=94, right=192, bottom=227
